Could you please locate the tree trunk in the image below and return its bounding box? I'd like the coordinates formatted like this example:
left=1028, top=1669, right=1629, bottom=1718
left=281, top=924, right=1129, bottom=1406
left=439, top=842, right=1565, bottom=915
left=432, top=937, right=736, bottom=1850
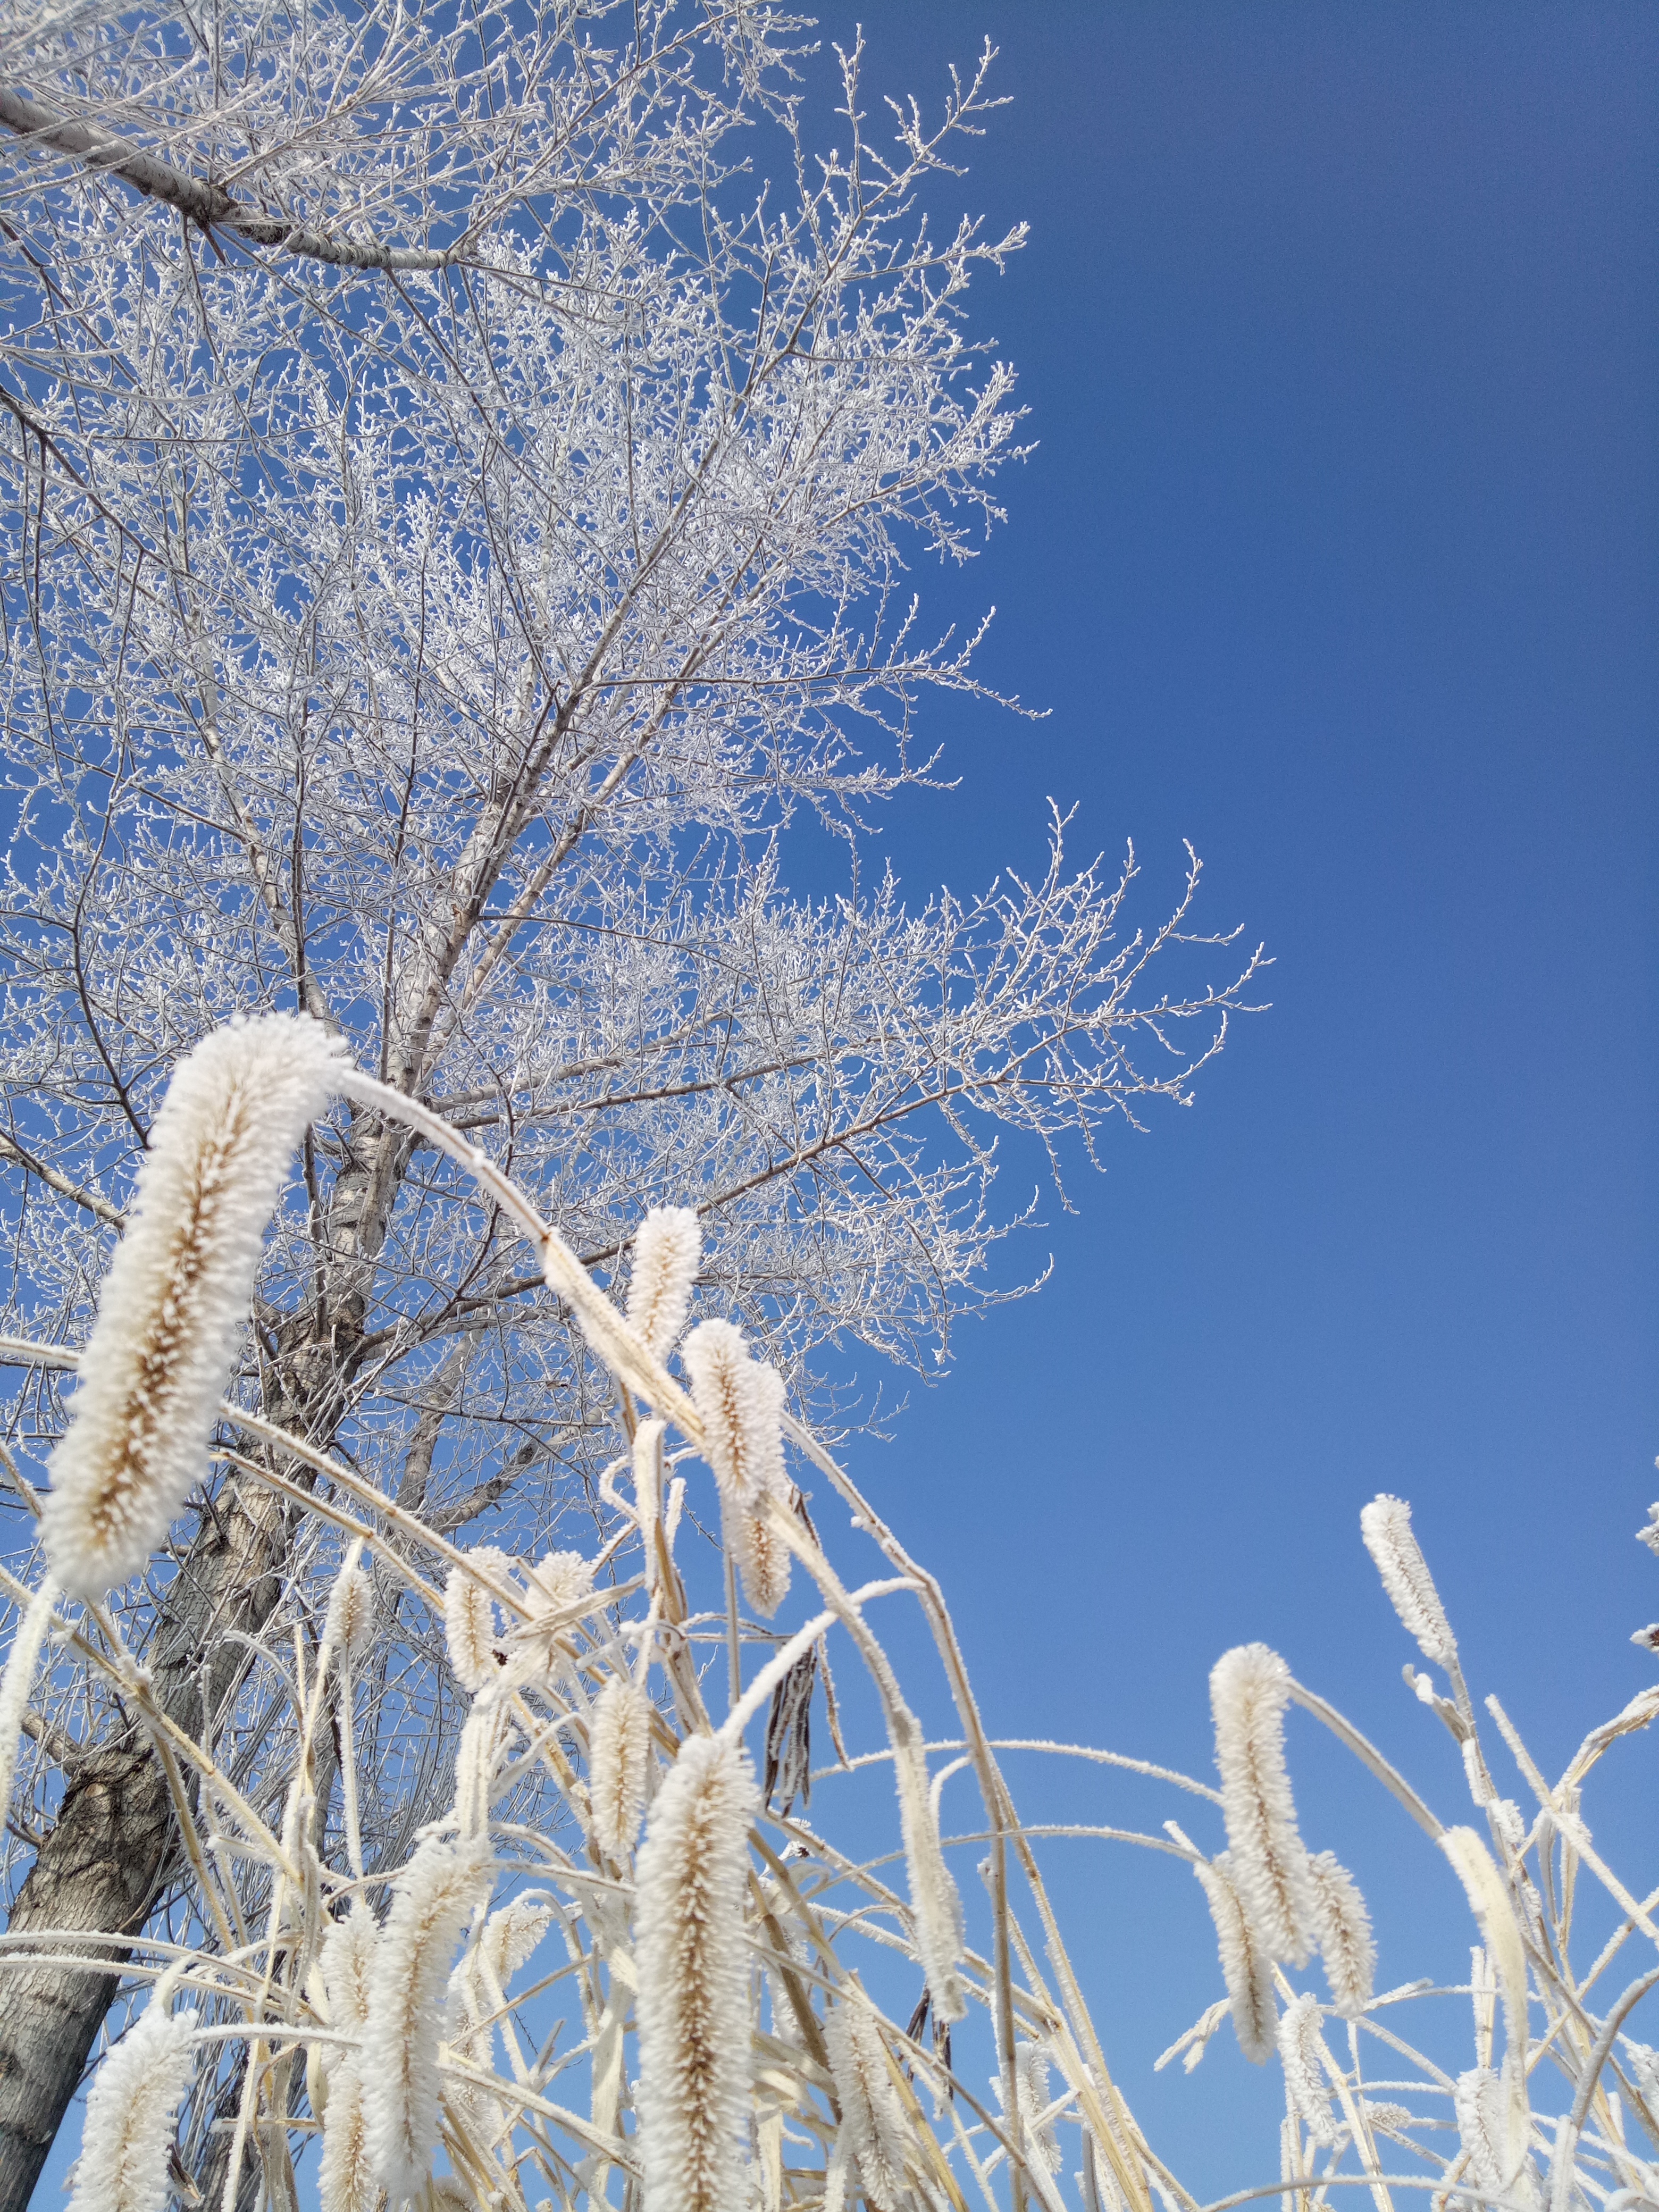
left=0, top=1434, right=291, bottom=2208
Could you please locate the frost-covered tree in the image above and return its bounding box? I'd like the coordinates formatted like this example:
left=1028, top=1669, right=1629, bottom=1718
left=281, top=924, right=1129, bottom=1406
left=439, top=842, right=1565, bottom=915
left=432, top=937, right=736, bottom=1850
left=0, top=4, right=1261, bottom=2194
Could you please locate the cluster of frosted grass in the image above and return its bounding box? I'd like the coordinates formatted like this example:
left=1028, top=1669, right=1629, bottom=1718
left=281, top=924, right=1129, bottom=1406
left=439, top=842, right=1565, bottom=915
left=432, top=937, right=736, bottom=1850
left=2, top=1019, right=1657, bottom=2212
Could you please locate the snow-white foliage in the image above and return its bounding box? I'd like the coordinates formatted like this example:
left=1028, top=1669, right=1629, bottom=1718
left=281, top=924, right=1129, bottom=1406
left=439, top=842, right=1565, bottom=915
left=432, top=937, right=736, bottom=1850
left=1210, top=1644, right=1316, bottom=1967
left=69, top=2001, right=198, bottom=2212
left=634, top=1732, right=758, bottom=2212
left=39, top=1017, right=345, bottom=1598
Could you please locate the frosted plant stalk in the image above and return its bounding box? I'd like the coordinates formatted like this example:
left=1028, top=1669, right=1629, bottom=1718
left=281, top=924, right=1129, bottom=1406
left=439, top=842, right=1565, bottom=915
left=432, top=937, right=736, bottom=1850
left=1210, top=1643, right=1316, bottom=1965
left=40, top=1016, right=347, bottom=1600
left=1360, top=1495, right=1456, bottom=1666
left=825, top=1988, right=910, bottom=2211
left=68, top=2000, right=198, bottom=2212
left=634, top=1732, right=758, bottom=2212
left=361, top=1834, right=493, bottom=2204
left=1194, top=1853, right=1277, bottom=2064
left=589, top=1675, right=651, bottom=1859
left=1453, top=2067, right=1507, bottom=2191
left=1306, top=1850, right=1376, bottom=2017
left=1276, top=1992, right=1337, bottom=2147
left=626, top=1206, right=701, bottom=1359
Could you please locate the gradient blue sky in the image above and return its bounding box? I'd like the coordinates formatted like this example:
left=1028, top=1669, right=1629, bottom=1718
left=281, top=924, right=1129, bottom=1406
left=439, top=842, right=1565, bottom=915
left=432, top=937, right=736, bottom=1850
left=785, top=2, right=1658, bottom=2184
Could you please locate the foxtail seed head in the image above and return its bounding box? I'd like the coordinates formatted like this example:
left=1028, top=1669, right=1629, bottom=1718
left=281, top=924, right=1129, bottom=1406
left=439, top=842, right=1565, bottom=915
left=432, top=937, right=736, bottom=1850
left=825, top=1986, right=910, bottom=2211
left=361, top=1833, right=492, bottom=2205
left=69, top=1999, right=199, bottom=2212
left=42, top=1016, right=347, bottom=1601
left=634, top=1732, right=758, bottom=2212
left=589, top=1674, right=651, bottom=1860
left=1210, top=1643, right=1316, bottom=1966
left=1194, top=1852, right=1276, bottom=2065
left=626, top=1205, right=701, bottom=1358
left=1307, top=1850, right=1376, bottom=2017
left=1360, top=1495, right=1455, bottom=1667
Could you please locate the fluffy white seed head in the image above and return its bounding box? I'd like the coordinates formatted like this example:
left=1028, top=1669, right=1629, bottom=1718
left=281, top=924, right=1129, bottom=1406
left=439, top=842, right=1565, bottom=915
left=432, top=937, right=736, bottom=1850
left=320, top=1906, right=379, bottom=2042
left=69, top=2000, right=199, bottom=2212
left=683, top=1320, right=785, bottom=1507
left=1453, top=2067, right=1506, bottom=2190
left=1276, top=1992, right=1337, bottom=2147
left=590, top=1675, right=652, bottom=1859
left=1194, top=1853, right=1276, bottom=2065
left=318, top=2060, right=375, bottom=2212
left=634, top=1732, right=758, bottom=2212
left=1210, top=1644, right=1316, bottom=1966
left=1360, top=1496, right=1456, bottom=1667
left=1306, top=1850, right=1376, bottom=2017
left=626, top=1206, right=701, bottom=1358
left=825, top=1989, right=911, bottom=2211
left=481, top=1896, right=554, bottom=1988
left=726, top=1490, right=792, bottom=1620
left=41, top=1016, right=347, bottom=1601
left=891, top=1723, right=967, bottom=2024
left=527, top=1548, right=594, bottom=1618
left=443, top=1546, right=514, bottom=1692
left=361, top=1833, right=492, bottom=2205
left=324, top=1568, right=376, bottom=1670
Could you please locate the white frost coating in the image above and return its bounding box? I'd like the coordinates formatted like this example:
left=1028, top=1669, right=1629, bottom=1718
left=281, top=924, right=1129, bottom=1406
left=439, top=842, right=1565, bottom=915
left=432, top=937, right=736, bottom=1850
left=69, top=2000, right=199, bottom=2212
left=891, top=1723, right=967, bottom=2023
left=1014, top=2041, right=1063, bottom=2174
left=1306, top=1850, right=1376, bottom=2017
left=41, top=1016, right=348, bottom=1601
left=1276, top=1992, right=1336, bottom=2147
left=825, top=1991, right=910, bottom=2210
left=527, top=1548, right=593, bottom=1616
left=589, top=1675, right=651, bottom=1859
left=361, top=1833, right=492, bottom=2205
left=626, top=1206, right=701, bottom=1358
left=683, top=1321, right=791, bottom=1615
left=1194, top=1853, right=1276, bottom=2064
left=320, top=1907, right=379, bottom=2042
left=1210, top=1643, right=1316, bottom=1966
left=635, top=1732, right=757, bottom=2212
left=444, top=1546, right=515, bottom=1692
left=1360, top=1495, right=1455, bottom=1666
left=1440, top=1828, right=1530, bottom=2064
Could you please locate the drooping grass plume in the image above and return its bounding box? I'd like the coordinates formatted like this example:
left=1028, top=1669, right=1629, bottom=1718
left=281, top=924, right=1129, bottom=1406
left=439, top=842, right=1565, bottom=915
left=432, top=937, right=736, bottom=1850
left=68, top=1999, right=199, bottom=2212
left=683, top=1319, right=791, bottom=1615
left=1210, top=1643, right=1316, bottom=1966
left=1307, top=1850, right=1376, bottom=2017
left=626, top=1205, right=701, bottom=1358
left=634, top=1731, right=758, bottom=2212
left=40, top=1015, right=347, bottom=1601
left=1194, top=1853, right=1276, bottom=2064
left=318, top=2060, right=375, bottom=2212
left=319, top=1906, right=378, bottom=2057
left=1360, top=1495, right=1455, bottom=1666
left=1276, top=1992, right=1336, bottom=2147
left=444, top=1546, right=514, bottom=1692
left=891, top=1723, right=967, bottom=2023
left=0, top=1573, right=58, bottom=1828
left=527, top=1548, right=593, bottom=1615
left=589, top=1674, right=651, bottom=1859
left=825, top=1986, right=910, bottom=2211
left=1439, top=1828, right=1529, bottom=2062
left=362, top=1833, right=493, bottom=2205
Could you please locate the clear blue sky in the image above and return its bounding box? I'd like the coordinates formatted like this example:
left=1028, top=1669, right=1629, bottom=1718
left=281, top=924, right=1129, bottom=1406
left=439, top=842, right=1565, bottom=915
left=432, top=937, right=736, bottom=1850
left=792, top=3, right=1657, bottom=2184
